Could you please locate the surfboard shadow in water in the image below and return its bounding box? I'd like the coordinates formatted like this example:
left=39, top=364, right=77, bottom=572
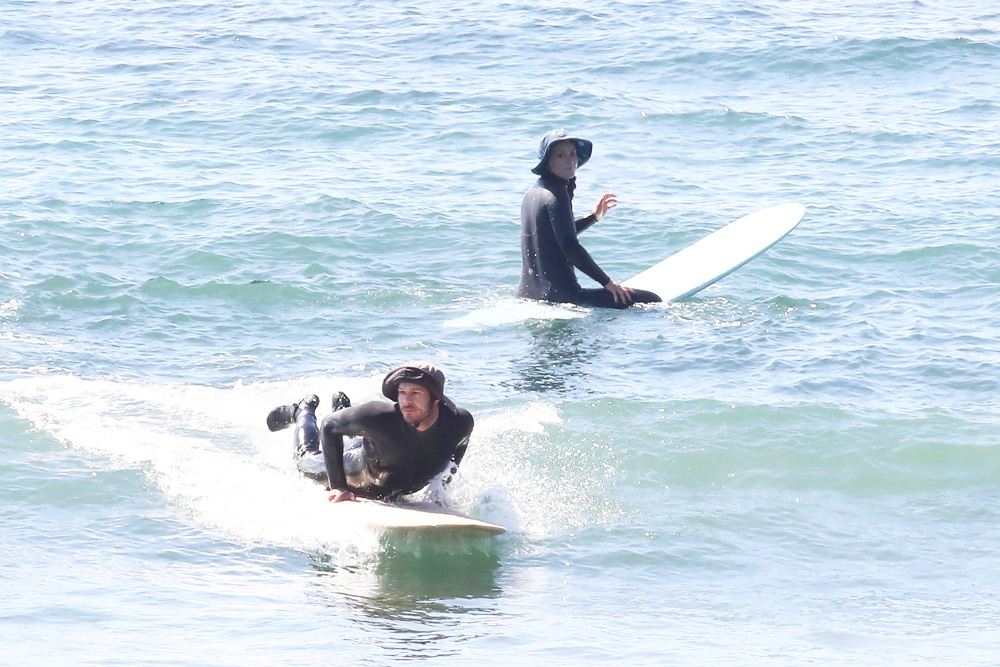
left=307, top=537, right=503, bottom=604
left=304, top=543, right=505, bottom=663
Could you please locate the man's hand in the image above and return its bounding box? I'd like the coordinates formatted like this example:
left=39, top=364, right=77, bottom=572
left=328, top=488, right=357, bottom=503
left=592, top=192, right=618, bottom=221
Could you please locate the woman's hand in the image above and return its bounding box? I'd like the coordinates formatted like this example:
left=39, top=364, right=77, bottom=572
left=592, top=192, right=618, bottom=221
left=603, top=279, right=635, bottom=307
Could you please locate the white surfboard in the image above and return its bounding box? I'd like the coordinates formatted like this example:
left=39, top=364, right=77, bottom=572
left=324, top=497, right=506, bottom=535
left=622, top=203, right=805, bottom=301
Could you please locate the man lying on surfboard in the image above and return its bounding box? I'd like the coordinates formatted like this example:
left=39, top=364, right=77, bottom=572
left=266, top=362, right=474, bottom=504
left=517, top=129, right=661, bottom=309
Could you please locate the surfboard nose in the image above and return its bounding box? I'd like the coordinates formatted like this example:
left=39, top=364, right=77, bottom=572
left=621, top=202, right=805, bottom=301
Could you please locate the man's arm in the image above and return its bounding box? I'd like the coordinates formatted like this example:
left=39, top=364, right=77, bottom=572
left=441, top=434, right=471, bottom=488
left=320, top=408, right=365, bottom=502
left=452, top=435, right=470, bottom=467
left=447, top=410, right=475, bottom=470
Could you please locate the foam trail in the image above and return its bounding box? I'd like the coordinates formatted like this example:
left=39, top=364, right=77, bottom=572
left=0, top=376, right=403, bottom=549
left=444, top=298, right=589, bottom=329
left=0, top=375, right=602, bottom=549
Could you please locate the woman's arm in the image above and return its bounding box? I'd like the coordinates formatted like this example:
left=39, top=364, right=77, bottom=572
left=576, top=192, right=618, bottom=233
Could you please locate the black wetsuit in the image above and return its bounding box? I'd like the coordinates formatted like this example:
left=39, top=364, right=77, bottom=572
left=517, top=172, right=661, bottom=309
left=302, top=401, right=473, bottom=500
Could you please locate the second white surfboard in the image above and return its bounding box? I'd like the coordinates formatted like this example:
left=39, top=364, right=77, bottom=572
left=622, top=203, right=805, bottom=301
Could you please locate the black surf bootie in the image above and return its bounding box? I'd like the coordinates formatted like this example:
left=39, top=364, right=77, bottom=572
left=266, top=404, right=296, bottom=432
left=331, top=391, right=351, bottom=412
left=297, top=393, right=320, bottom=415
left=266, top=394, right=320, bottom=432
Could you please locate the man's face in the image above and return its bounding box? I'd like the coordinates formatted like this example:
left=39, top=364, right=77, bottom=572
left=396, top=381, right=438, bottom=426
left=546, top=140, right=578, bottom=180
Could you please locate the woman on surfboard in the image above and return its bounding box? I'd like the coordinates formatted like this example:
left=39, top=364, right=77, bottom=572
left=517, top=129, right=661, bottom=309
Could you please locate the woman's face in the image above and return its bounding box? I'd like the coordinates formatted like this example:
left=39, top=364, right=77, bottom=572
left=546, top=140, right=578, bottom=179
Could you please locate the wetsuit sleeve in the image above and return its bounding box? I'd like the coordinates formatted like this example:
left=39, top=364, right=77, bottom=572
left=547, top=199, right=611, bottom=287
left=452, top=436, right=469, bottom=466
left=437, top=409, right=473, bottom=492
left=319, top=406, right=370, bottom=490
left=575, top=213, right=598, bottom=234
left=450, top=410, right=474, bottom=466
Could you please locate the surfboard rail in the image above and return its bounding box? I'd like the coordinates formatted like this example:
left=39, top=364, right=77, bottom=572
left=324, top=498, right=506, bottom=534
left=622, top=202, right=805, bottom=301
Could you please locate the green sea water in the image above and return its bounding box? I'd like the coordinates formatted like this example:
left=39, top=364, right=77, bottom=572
left=2, top=1, right=999, bottom=664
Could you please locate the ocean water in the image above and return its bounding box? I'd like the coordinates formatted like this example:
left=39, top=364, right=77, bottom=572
left=2, top=0, right=999, bottom=664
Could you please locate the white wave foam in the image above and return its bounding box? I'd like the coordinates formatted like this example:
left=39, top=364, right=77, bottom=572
left=0, top=374, right=389, bottom=554
left=0, top=374, right=596, bottom=551
left=448, top=401, right=623, bottom=541
left=444, top=298, right=589, bottom=329
left=1, top=298, right=22, bottom=314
